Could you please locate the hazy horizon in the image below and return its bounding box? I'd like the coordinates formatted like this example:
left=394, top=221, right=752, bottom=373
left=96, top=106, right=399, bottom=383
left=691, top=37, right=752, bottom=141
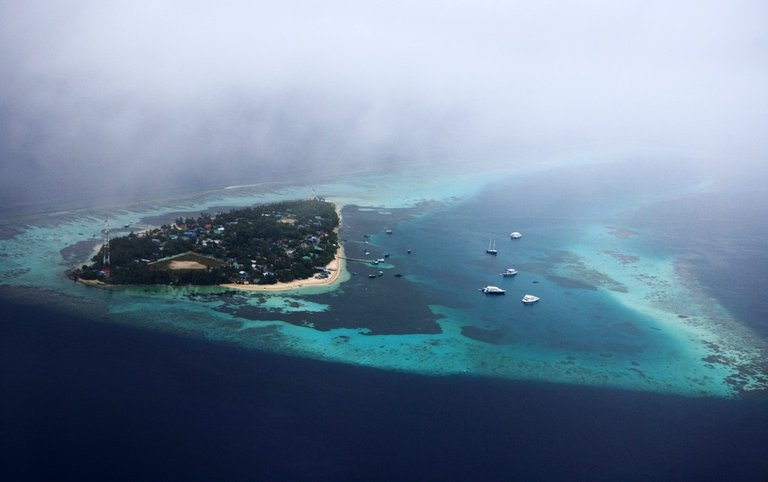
left=2, top=0, right=766, bottom=205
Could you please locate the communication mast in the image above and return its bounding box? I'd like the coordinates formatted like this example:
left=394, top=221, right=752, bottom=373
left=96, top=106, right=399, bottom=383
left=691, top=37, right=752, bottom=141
left=102, top=218, right=111, bottom=278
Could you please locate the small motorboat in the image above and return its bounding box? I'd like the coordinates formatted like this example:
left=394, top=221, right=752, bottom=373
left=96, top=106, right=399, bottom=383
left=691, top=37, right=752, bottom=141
left=522, top=294, right=540, bottom=304
left=480, top=286, right=506, bottom=295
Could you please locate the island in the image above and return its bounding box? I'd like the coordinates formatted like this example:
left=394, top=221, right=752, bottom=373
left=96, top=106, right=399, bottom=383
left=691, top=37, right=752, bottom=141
left=70, top=199, right=341, bottom=289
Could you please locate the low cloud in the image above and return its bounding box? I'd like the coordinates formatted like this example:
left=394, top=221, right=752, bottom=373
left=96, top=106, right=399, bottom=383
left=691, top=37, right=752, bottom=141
left=1, top=0, right=766, bottom=205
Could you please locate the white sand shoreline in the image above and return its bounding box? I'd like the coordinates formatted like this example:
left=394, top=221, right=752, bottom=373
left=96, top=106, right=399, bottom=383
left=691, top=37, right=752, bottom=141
left=219, top=243, right=346, bottom=293
left=76, top=202, right=347, bottom=293
left=220, top=202, right=346, bottom=293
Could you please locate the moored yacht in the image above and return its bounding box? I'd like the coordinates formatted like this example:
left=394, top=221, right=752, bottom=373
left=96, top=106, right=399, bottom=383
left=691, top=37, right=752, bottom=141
left=521, top=294, right=539, bottom=304
left=501, top=268, right=518, bottom=277
left=480, top=286, right=506, bottom=295
left=510, top=232, right=522, bottom=239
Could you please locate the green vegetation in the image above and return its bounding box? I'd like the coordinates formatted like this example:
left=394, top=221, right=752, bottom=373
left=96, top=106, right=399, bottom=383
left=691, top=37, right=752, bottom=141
left=73, top=199, right=339, bottom=286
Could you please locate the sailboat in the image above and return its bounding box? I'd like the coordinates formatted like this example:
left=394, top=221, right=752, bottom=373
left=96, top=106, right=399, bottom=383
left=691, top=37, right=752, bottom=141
left=486, top=239, right=497, bottom=255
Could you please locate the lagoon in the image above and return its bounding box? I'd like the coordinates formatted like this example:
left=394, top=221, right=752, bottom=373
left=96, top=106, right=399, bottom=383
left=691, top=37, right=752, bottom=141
left=1, top=160, right=766, bottom=399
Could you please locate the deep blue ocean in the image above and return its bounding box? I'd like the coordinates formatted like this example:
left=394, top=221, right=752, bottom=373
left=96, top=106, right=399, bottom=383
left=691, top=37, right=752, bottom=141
left=2, top=161, right=768, bottom=481
left=2, top=299, right=768, bottom=481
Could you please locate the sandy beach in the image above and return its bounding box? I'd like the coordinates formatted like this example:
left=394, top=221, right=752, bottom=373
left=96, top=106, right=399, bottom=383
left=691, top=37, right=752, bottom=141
left=74, top=202, right=346, bottom=293
left=220, top=203, right=346, bottom=293
left=219, top=243, right=346, bottom=292
left=75, top=278, right=111, bottom=288
left=75, top=245, right=345, bottom=291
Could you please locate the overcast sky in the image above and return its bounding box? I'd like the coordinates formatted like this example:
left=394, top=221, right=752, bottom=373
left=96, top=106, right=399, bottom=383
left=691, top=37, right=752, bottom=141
left=1, top=0, right=766, bottom=205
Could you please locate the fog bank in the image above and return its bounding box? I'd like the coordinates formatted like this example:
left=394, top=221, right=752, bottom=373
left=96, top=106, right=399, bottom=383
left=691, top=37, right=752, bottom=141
left=1, top=0, right=766, bottom=205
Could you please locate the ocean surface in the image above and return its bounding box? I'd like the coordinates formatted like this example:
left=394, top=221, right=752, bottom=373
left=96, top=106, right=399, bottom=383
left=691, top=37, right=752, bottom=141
left=2, top=158, right=767, bottom=480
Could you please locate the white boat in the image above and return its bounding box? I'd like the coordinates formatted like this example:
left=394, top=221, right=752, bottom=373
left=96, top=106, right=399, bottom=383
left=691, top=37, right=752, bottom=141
left=510, top=232, right=522, bottom=239
left=486, top=239, right=498, bottom=255
left=522, top=294, right=540, bottom=304
left=480, top=286, right=506, bottom=295
left=500, top=268, right=518, bottom=277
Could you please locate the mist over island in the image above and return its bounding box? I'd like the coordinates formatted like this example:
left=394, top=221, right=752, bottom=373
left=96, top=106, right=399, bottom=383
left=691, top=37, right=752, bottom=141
left=1, top=0, right=766, bottom=207
left=1, top=2, right=767, bottom=481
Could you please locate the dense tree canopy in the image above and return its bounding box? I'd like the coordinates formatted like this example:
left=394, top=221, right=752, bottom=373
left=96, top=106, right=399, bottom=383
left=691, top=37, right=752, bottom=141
left=75, top=199, right=339, bottom=285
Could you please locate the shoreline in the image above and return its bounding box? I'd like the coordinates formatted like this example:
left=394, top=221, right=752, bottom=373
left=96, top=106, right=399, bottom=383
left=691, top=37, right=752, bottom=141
left=74, top=278, right=112, bottom=288
left=222, top=203, right=346, bottom=292
left=74, top=201, right=347, bottom=293
left=219, top=242, right=345, bottom=292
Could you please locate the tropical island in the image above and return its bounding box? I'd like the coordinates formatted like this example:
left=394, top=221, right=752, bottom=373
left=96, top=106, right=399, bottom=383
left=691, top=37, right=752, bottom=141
left=70, top=199, right=341, bottom=288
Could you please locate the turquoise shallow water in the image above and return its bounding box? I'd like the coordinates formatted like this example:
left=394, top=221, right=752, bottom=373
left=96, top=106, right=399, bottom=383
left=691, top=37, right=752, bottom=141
left=1, top=161, right=765, bottom=398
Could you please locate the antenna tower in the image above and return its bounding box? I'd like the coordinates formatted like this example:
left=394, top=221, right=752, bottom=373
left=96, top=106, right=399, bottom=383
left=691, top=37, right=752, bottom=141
left=102, top=218, right=111, bottom=278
